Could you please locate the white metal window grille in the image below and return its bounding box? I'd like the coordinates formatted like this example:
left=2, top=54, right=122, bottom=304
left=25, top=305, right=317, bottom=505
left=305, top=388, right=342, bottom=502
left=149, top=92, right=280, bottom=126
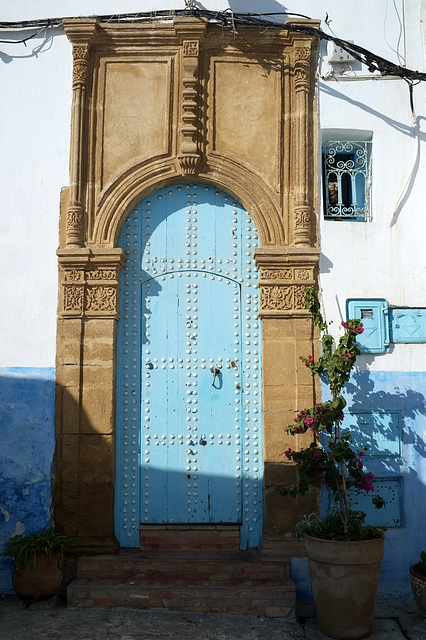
left=322, top=141, right=371, bottom=220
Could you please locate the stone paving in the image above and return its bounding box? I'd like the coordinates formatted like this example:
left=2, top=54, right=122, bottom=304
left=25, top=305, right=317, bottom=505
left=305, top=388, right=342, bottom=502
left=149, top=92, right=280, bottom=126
left=0, top=595, right=424, bottom=640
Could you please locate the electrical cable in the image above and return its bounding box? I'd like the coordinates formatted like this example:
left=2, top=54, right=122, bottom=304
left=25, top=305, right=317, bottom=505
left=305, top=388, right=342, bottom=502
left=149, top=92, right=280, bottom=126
left=0, top=9, right=426, bottom=82
left=389, top=80, right=420, bottom=227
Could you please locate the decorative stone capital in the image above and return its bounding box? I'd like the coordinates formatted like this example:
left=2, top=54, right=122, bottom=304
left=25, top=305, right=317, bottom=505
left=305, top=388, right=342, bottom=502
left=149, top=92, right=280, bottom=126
left=64, top=20, right=98, bottom=90
left=293, top=46, right=311, bottom=91
left=57, top=249, right=125, bottom=319
left=255, top=247, right=320, bottom=318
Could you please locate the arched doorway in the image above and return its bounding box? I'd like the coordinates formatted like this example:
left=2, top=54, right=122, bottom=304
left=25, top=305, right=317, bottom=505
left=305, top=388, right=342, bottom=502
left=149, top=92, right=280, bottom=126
left=115, top=183, right=262, bottom=549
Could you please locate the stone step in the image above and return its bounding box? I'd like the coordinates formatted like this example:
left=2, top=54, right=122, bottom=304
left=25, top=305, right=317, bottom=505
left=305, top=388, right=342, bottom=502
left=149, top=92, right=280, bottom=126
left=139, top=524, right=240, bottom=551
left=67, top=550, right=296, bottom=616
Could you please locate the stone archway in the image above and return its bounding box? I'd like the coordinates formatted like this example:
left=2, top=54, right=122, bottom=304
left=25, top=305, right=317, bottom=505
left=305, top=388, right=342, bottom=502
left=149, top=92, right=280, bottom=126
left=55, top=17, right=320, bottom=553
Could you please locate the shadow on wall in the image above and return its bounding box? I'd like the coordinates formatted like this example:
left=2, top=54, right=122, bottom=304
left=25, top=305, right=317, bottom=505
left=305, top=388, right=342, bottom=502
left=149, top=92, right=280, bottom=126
left=292, top=368, right=426, bottom=611
left=0, top=369, right=56, bottom=593
left=346, top=369, right=426, bottom=596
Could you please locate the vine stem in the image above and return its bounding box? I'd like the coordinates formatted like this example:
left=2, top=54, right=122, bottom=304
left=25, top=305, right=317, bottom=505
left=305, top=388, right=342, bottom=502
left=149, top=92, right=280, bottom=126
left=334, top=393, right=350, bottom=536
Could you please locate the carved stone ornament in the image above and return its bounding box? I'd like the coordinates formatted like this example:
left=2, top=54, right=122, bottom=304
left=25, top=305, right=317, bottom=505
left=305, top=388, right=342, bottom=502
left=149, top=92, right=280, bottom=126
left=64, top=269, right=84, bottom=283
left=294, top=46, right=310, bottom=61
left=179, top=38, right=202, bottom=174
left=183, top=40, right=199, bottom=56
left=294, top=285, right=308, bottom=309
left=255, top=246, right=320, bottom=315
left=66, top=204, right=84, bottom=248
left=178, top=153, right=202, bottom=175
left=293, top=45, right=311, bottom=89
left=66, top=205, right=83, bottom=229
left=294, top=207, right=312, bottom=246
left=72, top=44, right=90, bottom=87
left=86, top=269, right=116, bottom=280
left=260, top=268, right=293, bottom=280
left=294, top=268, right=312, bottom=281
left=86, top=286, right=117, bottom=312
left=260, top=284, right=294, bottom=310
left=63, top=285, right=84, bottom=312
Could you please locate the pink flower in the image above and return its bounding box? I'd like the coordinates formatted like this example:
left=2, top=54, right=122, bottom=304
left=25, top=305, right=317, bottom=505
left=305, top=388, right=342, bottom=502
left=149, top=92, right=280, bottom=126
left=341, top=320, right=364, bottom=335
left=339, top=352, right=354, bottom=360
left=307, top=355, right=315, bottom=363
left=304, top=416, right=314, bottom=428
left=284, top=448, right=292, bottom=459
left=356, top=472, right=375, bottom=493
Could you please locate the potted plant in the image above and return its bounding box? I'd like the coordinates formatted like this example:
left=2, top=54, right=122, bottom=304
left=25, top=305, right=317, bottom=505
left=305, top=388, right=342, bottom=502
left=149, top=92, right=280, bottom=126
left=409, top=551, right=426, bottom=616
left=284, top=287, right=386, bottom=640
left=2, top=527, right=68, bottom=603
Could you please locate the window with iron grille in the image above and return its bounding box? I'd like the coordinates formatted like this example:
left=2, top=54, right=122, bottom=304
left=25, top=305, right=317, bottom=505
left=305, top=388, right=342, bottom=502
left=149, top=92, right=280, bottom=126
left=322, top=140, right=371, bottom=220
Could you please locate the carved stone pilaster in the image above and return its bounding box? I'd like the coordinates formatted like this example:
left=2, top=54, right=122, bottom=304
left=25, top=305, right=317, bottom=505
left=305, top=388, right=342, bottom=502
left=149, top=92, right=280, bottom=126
left=288, top=25, right=319, bottom=248
left=63, top=20, right=97, bottom=248
left=255, top=247, right=320, bottom=318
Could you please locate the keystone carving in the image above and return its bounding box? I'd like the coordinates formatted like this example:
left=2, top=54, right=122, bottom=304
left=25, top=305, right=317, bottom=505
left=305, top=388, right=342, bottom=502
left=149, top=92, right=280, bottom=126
left=178, top=38, right=202, bottom=174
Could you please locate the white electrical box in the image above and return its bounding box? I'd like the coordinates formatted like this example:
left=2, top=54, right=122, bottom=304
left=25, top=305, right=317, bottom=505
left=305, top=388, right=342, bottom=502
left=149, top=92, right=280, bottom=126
left=329, top=42, right=355, bottom=64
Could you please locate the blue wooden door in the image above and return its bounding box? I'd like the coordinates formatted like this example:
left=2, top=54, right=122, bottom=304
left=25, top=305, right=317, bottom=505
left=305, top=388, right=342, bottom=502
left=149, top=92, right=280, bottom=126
left=116, top=184, right=262, bottom=547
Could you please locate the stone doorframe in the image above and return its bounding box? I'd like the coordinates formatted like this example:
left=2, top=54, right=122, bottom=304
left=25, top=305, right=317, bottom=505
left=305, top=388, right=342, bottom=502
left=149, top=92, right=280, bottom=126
left=55, top=17, right=321, bottom=553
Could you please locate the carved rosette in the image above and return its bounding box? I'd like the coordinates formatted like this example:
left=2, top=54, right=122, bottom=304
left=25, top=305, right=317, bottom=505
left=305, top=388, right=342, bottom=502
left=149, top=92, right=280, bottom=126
left=255, top=249, right=319, bottom=317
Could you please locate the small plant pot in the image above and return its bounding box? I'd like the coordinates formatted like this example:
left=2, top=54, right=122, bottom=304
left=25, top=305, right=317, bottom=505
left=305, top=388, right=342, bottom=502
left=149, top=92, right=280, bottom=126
left=12, top=553, right=63, bottom=603
left=409, top=563, right=426, bottom=616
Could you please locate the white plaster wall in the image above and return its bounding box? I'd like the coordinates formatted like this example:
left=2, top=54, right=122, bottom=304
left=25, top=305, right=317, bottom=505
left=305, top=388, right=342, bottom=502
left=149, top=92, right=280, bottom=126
left=0, top=27, right=72, bottom=367
left=1, top=0, right=425, bottom=370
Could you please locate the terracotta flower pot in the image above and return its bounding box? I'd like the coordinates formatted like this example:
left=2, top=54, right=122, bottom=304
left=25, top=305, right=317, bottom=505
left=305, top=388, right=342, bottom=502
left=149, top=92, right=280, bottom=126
left=409, top=563, right=426, bottom=616
left=304, top=533, right=385, bottom=640
left=12, top=552, right=63, bottom=602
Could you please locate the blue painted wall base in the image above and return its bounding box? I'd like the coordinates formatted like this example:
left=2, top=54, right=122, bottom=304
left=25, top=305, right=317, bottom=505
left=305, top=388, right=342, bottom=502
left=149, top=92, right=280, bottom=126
left=0, top=368, right=55, bottom=593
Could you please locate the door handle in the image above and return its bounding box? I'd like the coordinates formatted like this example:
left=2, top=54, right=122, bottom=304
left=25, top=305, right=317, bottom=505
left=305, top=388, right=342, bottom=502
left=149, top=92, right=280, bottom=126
left=211, top=364, right=222, bottom=386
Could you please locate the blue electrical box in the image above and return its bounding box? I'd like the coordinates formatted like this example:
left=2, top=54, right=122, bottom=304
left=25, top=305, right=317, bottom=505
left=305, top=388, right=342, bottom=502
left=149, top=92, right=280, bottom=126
left=390, top=308, right=426, bottom=343
left=346, top=299, right=389, bottom=353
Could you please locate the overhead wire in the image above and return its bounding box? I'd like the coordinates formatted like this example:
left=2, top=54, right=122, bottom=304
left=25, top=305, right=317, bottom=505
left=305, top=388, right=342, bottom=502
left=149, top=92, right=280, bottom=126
left=0, top=9, right=426, bottom=82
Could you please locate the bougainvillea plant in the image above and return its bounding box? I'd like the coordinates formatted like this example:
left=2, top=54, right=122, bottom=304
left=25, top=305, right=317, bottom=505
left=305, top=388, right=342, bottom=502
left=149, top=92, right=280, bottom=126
left=285, top=287, right=385, bottom=540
